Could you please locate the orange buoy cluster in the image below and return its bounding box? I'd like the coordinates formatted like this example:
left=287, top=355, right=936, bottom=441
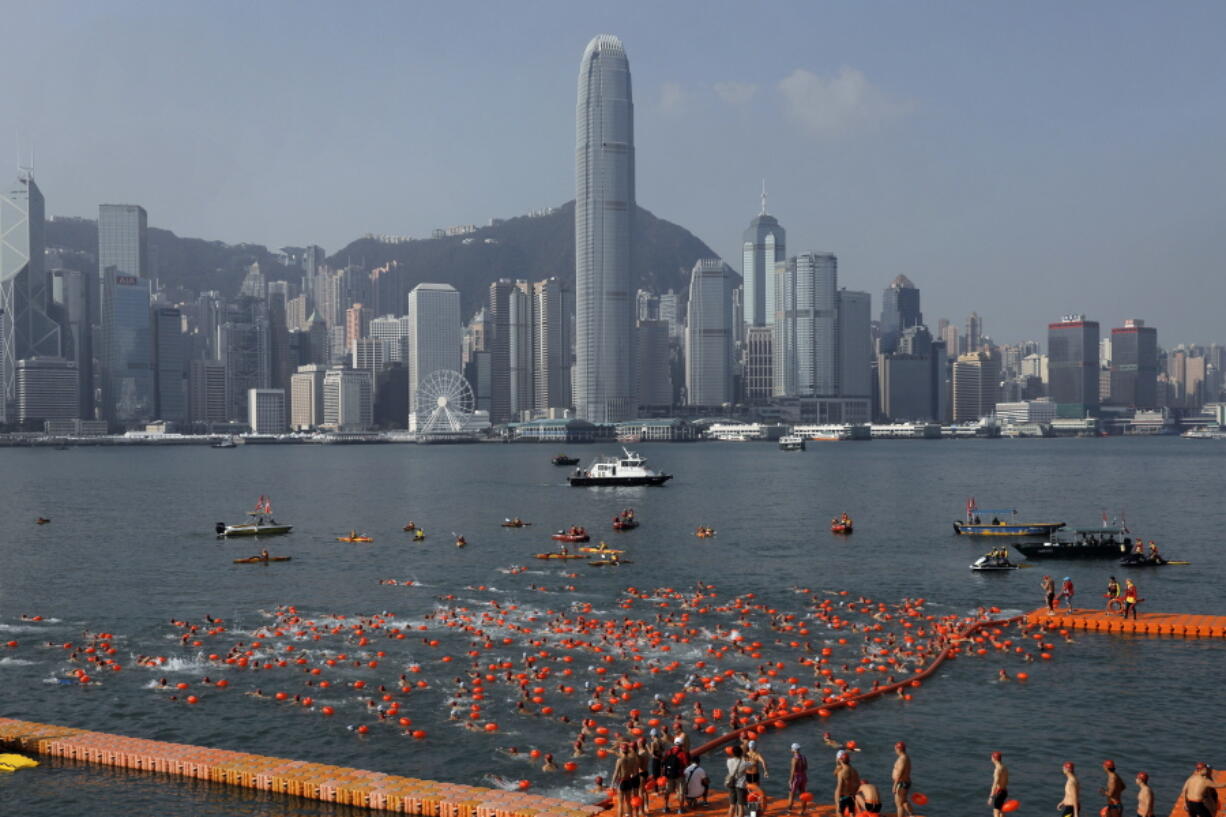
left=0, top=716, right=601, bottom=817
left=1025, top=608, right=1226, bottom=638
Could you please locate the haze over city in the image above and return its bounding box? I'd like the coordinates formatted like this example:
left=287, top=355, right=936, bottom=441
left=3, top=0, right=1224, bottom=343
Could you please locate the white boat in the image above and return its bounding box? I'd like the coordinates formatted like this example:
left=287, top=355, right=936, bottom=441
left=211, top=437, right=238, bottom=449
left=216, top=495, right=293, bottom=537
left=1183, top=427, right=1226, bottom=440
left=778, top=434, right=806, bottom=451
left=568, top=448, right=672, bottom=487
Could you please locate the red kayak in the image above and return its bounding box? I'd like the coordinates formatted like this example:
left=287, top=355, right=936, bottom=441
left=831, top=523, right=853, bottom=535
left=552, top=532, right=591, bottom=543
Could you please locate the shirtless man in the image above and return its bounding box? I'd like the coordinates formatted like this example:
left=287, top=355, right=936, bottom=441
left=1101, top=760, right=1125, bottom=817
left=835, top=754, right=861, bottom=817
left=892, top=742, right=912, bottom=817
left=989, top=752, right=1009, bottom=817
left=1135, top=772, right=1153, bottom=817
left=1058, top=762, right=1080, bottom=817
left=854, top=778, right=882, bottom=814
left=1179, top=763, right=1226, bottom=817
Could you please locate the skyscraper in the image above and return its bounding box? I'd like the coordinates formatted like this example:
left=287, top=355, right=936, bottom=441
left=741, top=186, right=785, bottom=329
left=406, top=283, right=461, bottom=413
left=486, top=279, right=515, bottom=424
left=99, top=203, right=153, bottom=424
left=1, top=174, right=61, bottom=422
left=684, top=259, right=733, bottom=406
left=153, top=306, right=186, bottom=423
left=51, top=268, right=96, bottom=419
left=574, top=34, right=635, bottom=423
left=533, top=277, right=573, bottom=413
left=776, top=252, right=838, bottom=397
left=964, top=312, right=982, bottom=354
left=508, top=283, right=534, bottom=418
left=1048, top=315, right=1100, bottom=417
left=1109, top=319, right=1158, bottom=409
left=952, top=351, right=1001, bottom=422
left=879, top=275, right=922, bottom=354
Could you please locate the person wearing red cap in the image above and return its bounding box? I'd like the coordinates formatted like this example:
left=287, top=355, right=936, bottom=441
left=892, top=742, right=912, bottom=817
left=1058, top=762, right=1080, bottom=817
left=1135, top=772, right=1153, bottom=817
left=989, top=752, right=1009, bottom=817
left=1179, top=763, right=1226, bottom=817
left=1101, top=760, right=1125, bottom=817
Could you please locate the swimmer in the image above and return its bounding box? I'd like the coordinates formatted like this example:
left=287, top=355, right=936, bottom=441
left=1101, top=760, right=1124, bottom=817
left=855, top=778, right=882, bottom=814
left=891, top=742, right=912, bottom=817
left=989, top=752, right=1009, bottom=817
left=1058, top=762, right=1079, bottom=817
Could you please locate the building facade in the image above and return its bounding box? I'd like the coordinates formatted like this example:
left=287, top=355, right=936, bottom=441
left=684, top=259, right=733, bottom=406
left=247, top=388, right=287, bottom=434
left=879, top=275, right=922, bottom=354
left=741, top=195, right=785, bottom=328
left=1109, top=319, right=1158, bottom=409
left=406, top=283, right=462, bottom=413
left=1048, top=316, right=1100, bottom=417
left=574, top=34, right=635, bottom=423
left=323, top=367, right=373, bottom=431
left=290, top=364, right=327, bottom=431
left=99, top=203, right=153, bottom=425
left=16, top=357, right=78, bottom=424
left=533, top=277, right=573, bottom=413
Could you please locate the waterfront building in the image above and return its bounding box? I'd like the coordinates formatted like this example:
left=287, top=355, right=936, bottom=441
left=952, top=350, right=1001, bottom=422
left=322, top=367, right=373, bottom=431
left=995, top=399, right=1058, bottom=424
left=247, top=388, right=287, bottom=434
left=775, top=252, right=838, bottom=398
left=290, top=363, right=327, bottom=430
left=1, top=175, right=61, bottom=423
left=1109, top=319, right=1158, bottom=409
left=744, top=326, right=773, bottom=403
left=50, top=268, right=96, bottom=419
left=16, top=357, right=78, bottom=425
left=406, top=283, right=461, bottom=411
left=188, top=359, right=227, bottom=425
left=373, top=363, right=408, bottom=428
left=879, top=275, right=922, bottom=354
left=153, top=307, right=187, bottom=423
left=741, top=187, right=785, bottom=328
left=533, top=277, right=573, bottom=413
left=1048, top=315, right=1100, bottom=417
left=574, top=34, right=635, bottom=423
left=635, top=320, right=672, bottom=408
left=684, top=259, right=733, bottom=406
left=99, top=203, right=153, bottom=425
left=838, top=289, right=873, bottom=403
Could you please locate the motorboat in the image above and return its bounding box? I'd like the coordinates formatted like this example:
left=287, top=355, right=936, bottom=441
left=552, top=454, right=580, bottom=466
left=952, top=499, right=1064, bottom=537
left=552, top=526, right=590, bottom=543
left=568, top=448, right=672, bottom=487
left=612, top=509, right=638, bottom=531
left=212, top=437, right=238, bottom=449
left=830, top=521, right=853, bottom=535
left=217, top=496, right=292, bottom=538
left=1013, top=527, right=1135, bottom=559
left=779, top=434, right=806, bottom=451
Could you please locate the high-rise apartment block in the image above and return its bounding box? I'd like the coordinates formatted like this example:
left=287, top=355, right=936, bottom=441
left=533, top=277, right=573, bottom=413
left=574, top=34, right=635, bottom=422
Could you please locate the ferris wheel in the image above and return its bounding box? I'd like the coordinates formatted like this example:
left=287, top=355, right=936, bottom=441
left=414, top=369, right=475, bottom=436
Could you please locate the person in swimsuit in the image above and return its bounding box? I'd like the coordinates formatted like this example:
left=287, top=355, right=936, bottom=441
left=1057, top=761, right=1080, bottom=817
left=892, top=742, right=912, bottom=817
left=989, top=752, right=1009, bottom=817
left=613, top=744, right=638, bottom=817
left=855, top=779, right=882, bottom=814
left=1101, top=760, right=1125, bottom=817
left=1042, top=576, right=1056, bottom=612
left=835, top=753, right=861, bottom=817
left=1135, top=772, right=1153, bottom=817
left=786, top=743, right=809, bottom=815
left=1179, top=763, right=1226, bottom=817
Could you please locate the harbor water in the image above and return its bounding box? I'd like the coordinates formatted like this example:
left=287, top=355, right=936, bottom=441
left=1, top=438, right=1224, bottom=815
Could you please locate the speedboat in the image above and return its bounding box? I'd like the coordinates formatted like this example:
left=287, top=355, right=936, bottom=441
left=612, top=509, right=638, bottom=531
left=568, top=448, right=672, bottom=487
left=212, top=437, right=238, bottom=449
left=552, top=454, right=580, bottom=466
left=552, top=527, right=590, bottom=543
left=1119, top=552, right=1171, bottom=567
left=217, top=496, right=291, bottom=537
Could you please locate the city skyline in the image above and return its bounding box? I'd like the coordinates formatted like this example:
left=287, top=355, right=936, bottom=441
left=1, top=3, right=1223, bottom=343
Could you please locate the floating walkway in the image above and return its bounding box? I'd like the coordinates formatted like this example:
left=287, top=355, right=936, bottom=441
left=0, top=717, right=602, bottom=817
left=1025, top=608, right=1226, bottom=638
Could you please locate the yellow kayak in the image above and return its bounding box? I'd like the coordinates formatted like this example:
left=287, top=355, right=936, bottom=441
left=337, top=536, right=374, bottom=543
left=0, top=752, right=38, bottom=771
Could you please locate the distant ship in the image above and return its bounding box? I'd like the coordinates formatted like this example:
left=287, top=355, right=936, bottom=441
left=568, top=448, right=672, bottom=487
left=778, top=434, right=806, bottom=451
left=952, top=499, right=1065, bottom=537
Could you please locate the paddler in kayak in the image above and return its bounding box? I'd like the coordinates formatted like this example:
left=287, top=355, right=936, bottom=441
left=455, top=534, right=467, bottom=548
left=403, top=521, right=416, bottom=531
left=414, top=529, right=426, bottom=541
left=260, top=548, right=270, bottom=562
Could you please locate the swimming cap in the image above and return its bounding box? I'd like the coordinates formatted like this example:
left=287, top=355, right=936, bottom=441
left=1103, top=760, right=1115, bottom=770
left=1196, top=762, right=1208, bottom=771
left=791, top=743, right=801, bottom=751
left=837, top=750, right=848, bottom=761
left=1136, top=772, right=1148, bottom=782
left=991, top=752, right=1002, bottom=761
left=674, top=737, right=683, bottom=745
left=1063, top=577, right=1070, bottom=581
left=747, top=741, right=756, bottom=749
left=896, top=742, right=906, bottom=751
left=650, top=729, right=658, bottom=736
left=1064, top=762, right=1075, bottom=771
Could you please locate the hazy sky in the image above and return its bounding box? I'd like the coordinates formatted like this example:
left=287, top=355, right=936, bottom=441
left=4, top=1, right=1223, bottom=344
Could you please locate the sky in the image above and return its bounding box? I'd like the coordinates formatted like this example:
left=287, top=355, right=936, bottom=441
left=3, top=0, right=1224, bottom=344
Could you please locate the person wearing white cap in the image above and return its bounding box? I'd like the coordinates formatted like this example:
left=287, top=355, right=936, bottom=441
left=662, top=736, right=690, bottom=813
left=786, top=743, right=809, bottom=815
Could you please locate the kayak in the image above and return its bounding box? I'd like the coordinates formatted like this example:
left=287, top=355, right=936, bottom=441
left=552, top=532, right=590, bottom=542
left=234, top=556, right=292, bottom=564
left=534, top=553, right=586, bottom=560
left=589, top=560, right=633, bottom=567
left=831, top=524, right=853, bottom=535
left=0, top=752, right=38, bottom=771
left=579, top=546, right=625, bottom=554
left=337, top=536, right=373, bottom=543
left=612, top=519, right=639, bottom=531
left=501, top=521, right=532, bottom=528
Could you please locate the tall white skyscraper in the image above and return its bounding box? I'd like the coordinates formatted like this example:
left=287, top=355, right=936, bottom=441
left=741, top=186, right=785, bottom=328
left=776, top=252, right=839, bottom=397
left=574, top=34, right=635, bottom=423
left=684, top=259, right=733, bottom=406
left=406, top=283, right=461, bottom=412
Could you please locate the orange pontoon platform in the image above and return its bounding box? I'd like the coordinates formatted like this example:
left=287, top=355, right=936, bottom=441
left=0, top=717, right=603, bottom=817
left=592, top=784, right=921, bottom=817
left=1025, top=607, right=1226, bottom=638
